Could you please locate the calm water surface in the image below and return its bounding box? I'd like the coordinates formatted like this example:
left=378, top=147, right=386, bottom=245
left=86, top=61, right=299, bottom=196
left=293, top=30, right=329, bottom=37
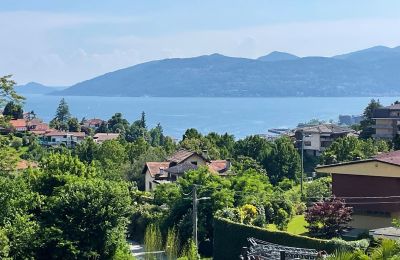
left=23, top=95, right=400, bottom=139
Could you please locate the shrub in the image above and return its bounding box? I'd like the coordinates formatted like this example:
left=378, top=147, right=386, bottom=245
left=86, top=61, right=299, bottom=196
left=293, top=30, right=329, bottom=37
left=213, top=217, right=369, bottom=260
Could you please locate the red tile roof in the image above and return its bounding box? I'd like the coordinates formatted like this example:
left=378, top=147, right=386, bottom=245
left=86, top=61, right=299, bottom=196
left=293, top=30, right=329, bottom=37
left=374, top=150, right=400, bottom=166
left=208, top=160, right=229, bottom=173
left=16, top=160, right=38, bottom=170
left=166, top=149, right=208, bottom=163
left=10, top=119, right=27, bottom=128
left=143, top=162, right=171, bottom=177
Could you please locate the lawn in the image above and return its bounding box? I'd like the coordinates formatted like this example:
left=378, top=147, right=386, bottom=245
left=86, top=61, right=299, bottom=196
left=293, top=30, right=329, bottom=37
left=286, top=215, right=308, bottom=235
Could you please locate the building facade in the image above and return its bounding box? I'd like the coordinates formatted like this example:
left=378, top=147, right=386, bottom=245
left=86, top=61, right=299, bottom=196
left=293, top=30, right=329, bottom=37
left=316, top=150, right=400, bottom=229
left=294, top=124, right=356, bottom=156
left=373, top=104, right=400, bottom=139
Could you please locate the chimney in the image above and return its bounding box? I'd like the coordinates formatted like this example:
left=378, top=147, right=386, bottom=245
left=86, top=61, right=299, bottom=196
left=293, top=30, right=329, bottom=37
left=202, top=149, right=209, bottom=160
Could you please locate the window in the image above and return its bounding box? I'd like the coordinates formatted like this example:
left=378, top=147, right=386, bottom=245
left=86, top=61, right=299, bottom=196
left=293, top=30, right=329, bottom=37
left=191, top=161, right=198, bottom=165
left=149, top=182, right=152, bottom=190
left=304, top=141, right=312, bottom=146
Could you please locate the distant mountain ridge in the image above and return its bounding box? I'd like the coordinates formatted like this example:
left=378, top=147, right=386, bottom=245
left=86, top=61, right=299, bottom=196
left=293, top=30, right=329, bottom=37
left=53, top=45, right=400, bottom=97
left=16, top=82, right=66, bottom=94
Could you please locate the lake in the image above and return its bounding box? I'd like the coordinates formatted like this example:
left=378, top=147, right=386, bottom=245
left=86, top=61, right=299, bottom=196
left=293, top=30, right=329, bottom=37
left=23, top=95, right=400, bottom=139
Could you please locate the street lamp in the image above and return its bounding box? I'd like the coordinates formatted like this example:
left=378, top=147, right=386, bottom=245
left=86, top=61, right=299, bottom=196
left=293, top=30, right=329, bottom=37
left=192, top=185, right=210, bottom=249
left=300, top=131, right=311, bottom=197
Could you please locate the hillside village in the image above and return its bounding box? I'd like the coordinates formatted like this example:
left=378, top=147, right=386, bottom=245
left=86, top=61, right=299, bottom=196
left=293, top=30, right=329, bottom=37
left=2, top=80, right=400, bottom=259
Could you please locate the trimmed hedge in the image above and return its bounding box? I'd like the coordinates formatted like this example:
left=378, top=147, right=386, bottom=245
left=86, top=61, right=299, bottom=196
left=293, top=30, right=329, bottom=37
left=213, top=217, right=368, bottom=260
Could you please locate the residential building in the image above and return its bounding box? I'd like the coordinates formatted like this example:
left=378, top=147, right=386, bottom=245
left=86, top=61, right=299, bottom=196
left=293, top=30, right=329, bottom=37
left=93, top=133, right=120, bottom=143
left=316, top=150, right=400, bottom=230
left=40, top=131, right=86, bottom=147
left=294, top=124, right=356, bottom=156
left=27, top=118, right=49, bottom=133
left=83, top=118, right=104, bottom=129
left=9, top=119, right=27, bottom=132
left=372, top=104, right=400, bottom=139
left=142, top=149, right=232, bottom=191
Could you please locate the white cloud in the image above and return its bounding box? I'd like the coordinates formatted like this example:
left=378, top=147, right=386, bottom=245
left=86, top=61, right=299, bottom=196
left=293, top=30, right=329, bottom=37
left=1, top=11, right=400, bottom=86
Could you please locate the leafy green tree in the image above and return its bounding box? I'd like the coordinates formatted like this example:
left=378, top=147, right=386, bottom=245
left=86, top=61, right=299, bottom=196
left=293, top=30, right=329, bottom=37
left=108, top=113, right=129, bottom=133
left=165, top=227, right=180, bottom=260
left=232, top=156, right=267, bottom=175
left=304, top=177, right=332, bottom=203
left=74, top=137, right=99, bottom=164
left=49, top=98, right=71, bottom=131
left=0, top=175, right=40, bottom=259
left=67, top=117, right=81, bottom=132
left=180, top=136, right=220, bottom=159
left=144, top=224, right=162, bottom=260
left=182, top=128, right=202, bottom=140
left=126, top=120, right=149, bottom=142
left=38, top=179, right=133, bottom=259
left=0, top=137, right=19, bottom=172
left=149, top=123, right=165, bottom=146
left=231, top=169, right=273, bottom=205
left=320, top=136, right=389, bottom=164
left=205, top=132, right=235, bottom=159
left=3, top=101, right=23, bottom=119
left=359, top=99, right=382, bottom=139
left=0, top=75, right=24, bottom=109
left=153, top=183, right=181, bottom=207
left=234, top=135, right=271, bottom=162
left=96, top=140, right=127, bottom=179
left=263, top=136, right=301, bottom=185
left=0, top=228, right=9, bottom=259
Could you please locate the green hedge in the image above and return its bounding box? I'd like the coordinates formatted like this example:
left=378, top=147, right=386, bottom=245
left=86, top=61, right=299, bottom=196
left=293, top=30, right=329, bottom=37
left=213, top=217, right=368, bottom=260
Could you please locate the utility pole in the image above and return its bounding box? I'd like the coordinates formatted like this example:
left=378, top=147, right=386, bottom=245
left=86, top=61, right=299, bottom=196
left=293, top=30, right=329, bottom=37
left=300, top=132, right=304, bottom=197
left=192, top=185, right=198, bottom=248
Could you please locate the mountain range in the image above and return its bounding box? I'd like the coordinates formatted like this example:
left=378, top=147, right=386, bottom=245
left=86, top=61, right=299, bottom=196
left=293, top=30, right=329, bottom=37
left=35, top=45, right=400, bottom=97
left=16, top=82, right=66, bottom=95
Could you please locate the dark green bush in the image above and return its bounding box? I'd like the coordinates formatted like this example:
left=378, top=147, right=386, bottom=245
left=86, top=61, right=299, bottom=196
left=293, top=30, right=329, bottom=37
left=213, top=217, right=369, bottom=260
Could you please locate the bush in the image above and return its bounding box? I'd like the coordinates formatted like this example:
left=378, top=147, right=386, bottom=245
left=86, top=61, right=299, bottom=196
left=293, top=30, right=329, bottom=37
left=213, top=217, right=369, bottom=260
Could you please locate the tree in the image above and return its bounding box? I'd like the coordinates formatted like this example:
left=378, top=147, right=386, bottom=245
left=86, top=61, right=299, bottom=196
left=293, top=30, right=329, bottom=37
left=0, top=137, right=19, bottom=172
left=0, top=75, right=24, bottom=108
left=3, top=101, right=23, bottom=119
left=305, top=197, right=353, bottom=238
left=149, top=123, right=165, bottom=146
left=182, top=128, right=202, bottom=140
left=50, top=98, right=71, bottom=131
left=0, top=75, right=24, bottom=128
left=263, top=136, right=301, bottom=185
left=320, top=136, right=389, bottom=164
left=38, top=179, right=133, bottom=259
left=126, top=120, right=148, bottom=142
left=359, top=99, right=382, bottom=139
left=234, top=135, right=271, bottom=162
left=108, top=113, right=129, bottom=133
left=74, top=137, right=99, bottom=164
left=67, top=117, right=81, bottom=132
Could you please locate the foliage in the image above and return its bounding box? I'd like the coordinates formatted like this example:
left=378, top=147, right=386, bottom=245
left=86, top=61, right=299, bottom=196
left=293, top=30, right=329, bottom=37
left=38, top=178, right=133, bottom=259
left=304, top=177, right=332, bottom=203
left=213, top=217, right=369, bottom=260
left=144, top=224, right=163, bottom=260
left=305, top=198, right=353, bottom=238
left=240, top=204, right=258, bottom=224
left=180, top=239, right=199, bottom=260
left=49, top=98, right=71, bottom=131
left=165, top=227, right=180, bottom=260
left=263, top=136, right=301, bottom=184
left=231, top=169, right=273, bottom=205
left=234, top=135, right=271, bottom=162
left=3, top=101, right=23, bottom=119
left=359, top=99, right=382, bottom=139
left=0, top=75, right=25, bottom=108
left=0, top=136, right=19, bottom=171
left=320, top=136, right=389, bottom=164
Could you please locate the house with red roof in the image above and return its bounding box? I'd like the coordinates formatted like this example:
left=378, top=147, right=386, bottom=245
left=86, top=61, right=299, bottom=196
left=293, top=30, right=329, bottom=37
left=9, top=119, right=27, bottom=132
left=40, top=131, right=86, bottom=148
left=142, top=149, right=232, bottom=191
left=316, top=150, right=400, bottom=230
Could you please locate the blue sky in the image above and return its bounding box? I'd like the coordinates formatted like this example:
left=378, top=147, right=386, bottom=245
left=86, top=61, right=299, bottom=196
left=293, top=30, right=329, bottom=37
left=2, top=0, right=400, bottom=85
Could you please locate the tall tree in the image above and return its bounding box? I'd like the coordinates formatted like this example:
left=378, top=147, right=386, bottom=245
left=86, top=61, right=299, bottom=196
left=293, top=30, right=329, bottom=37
left=359, top=99, right=382, bottom=139
left=0, top=75, right=25, bottom=127
left=263, top=136, right=301, bottom=184
left=50, top=98, right=71, bottom=131
left=3, top=101, right=23, bottom=119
